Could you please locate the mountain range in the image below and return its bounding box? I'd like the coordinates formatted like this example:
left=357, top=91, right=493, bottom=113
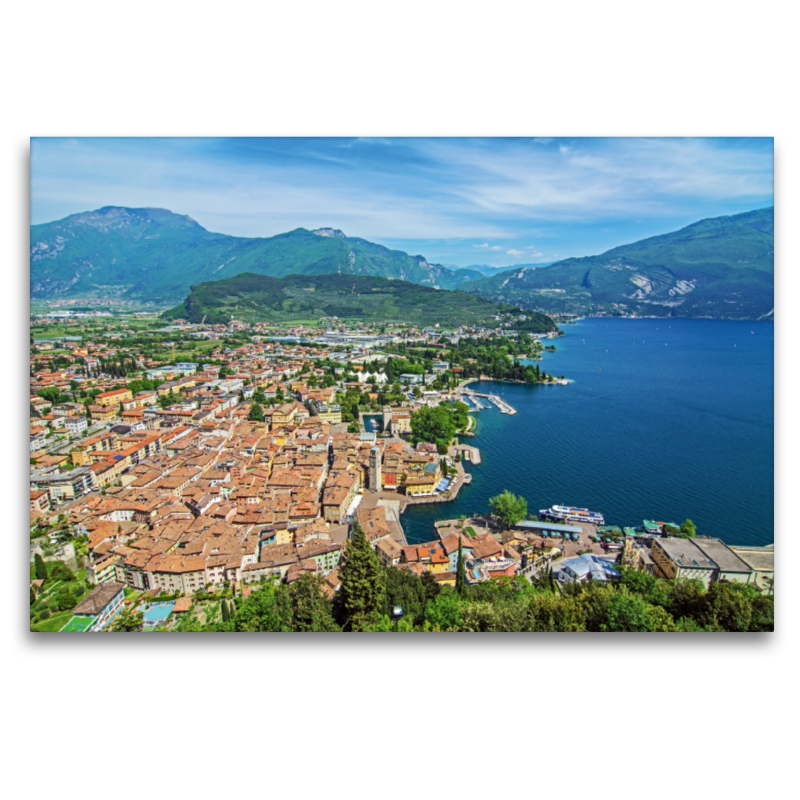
left=30, top=205, right=774, bottom=319
left=30, top=207, right=483, bottom=304
left=462, top=208, right=774, bottom=319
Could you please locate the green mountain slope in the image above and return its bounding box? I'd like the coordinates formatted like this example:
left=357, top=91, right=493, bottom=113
left=30, top=207, right=484, bottom=304
left=162, top=272, right=556, bottom=330
left=462, top=208, right=774, bottom=319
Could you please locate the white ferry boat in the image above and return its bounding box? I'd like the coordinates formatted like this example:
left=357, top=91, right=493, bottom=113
left=540, top=505, right=605, bottom=525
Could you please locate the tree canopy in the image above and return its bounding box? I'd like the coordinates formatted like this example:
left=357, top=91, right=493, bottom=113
left=335, top=522, right=386, bottom=631
left=489, top=490, right=528, bottom=529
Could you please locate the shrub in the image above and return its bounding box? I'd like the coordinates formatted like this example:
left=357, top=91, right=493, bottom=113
left=57, top=591, right=78, bottom=612
left=39, top=610, right=51, bottom=621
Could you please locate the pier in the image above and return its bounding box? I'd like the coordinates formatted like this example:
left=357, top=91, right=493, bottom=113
left=454, top=443, right=482, bottom=465
left=462, top=389, right=517, bottom=415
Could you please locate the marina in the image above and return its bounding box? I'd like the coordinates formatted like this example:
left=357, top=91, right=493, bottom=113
left=460, top=389, right=518, bottom=415
left=383, top=318, right=772, bottom=547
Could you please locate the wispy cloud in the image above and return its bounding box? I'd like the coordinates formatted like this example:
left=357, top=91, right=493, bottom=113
left=31, top=136, right=773, bottom=269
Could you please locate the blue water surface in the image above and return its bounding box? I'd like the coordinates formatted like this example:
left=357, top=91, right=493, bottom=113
left=401, top=318, right=774, bottom=547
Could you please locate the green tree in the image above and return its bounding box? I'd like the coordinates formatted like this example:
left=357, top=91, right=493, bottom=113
left=34, top=553, right=47, bottom=582
left=157, top=391, right=178, bottom=409
left=456, top=536, right=466, bottom=595
left=233, top=582, right=290, bottom=632
left=410, top=405, right=457, bottom=448
left=699, top=581, right=757, bottom=632
left=488, top=490, right=528, bottom=529
left=525, top=594, right=587, bottom=632
left=424, top=592, right=462, bottom=631
left=581, top=585, right=677, bottom=632
left=680, top=519, right=697, bottom=537
left=288, top=574, right=339, bottom=632
left=57, top=589, right=78, bottom=612
left=248, top=402, right=264, bottom=422
left=109, top=608, right=144, bottom=632
left=335, top=522, right=386, bottom=631
left=382, top=567, right=428, bottom=626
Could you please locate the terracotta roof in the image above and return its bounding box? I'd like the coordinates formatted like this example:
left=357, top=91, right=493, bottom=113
left=72, top=582, right=126, bottom=616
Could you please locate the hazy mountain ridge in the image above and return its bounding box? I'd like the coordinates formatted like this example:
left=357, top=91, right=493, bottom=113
left=30, top=207, right=484, bottom=303
left=461, top=208, right=774, bottom=319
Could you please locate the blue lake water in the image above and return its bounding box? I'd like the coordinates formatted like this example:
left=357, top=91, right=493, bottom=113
left=401, top=318, right=774, bottom=547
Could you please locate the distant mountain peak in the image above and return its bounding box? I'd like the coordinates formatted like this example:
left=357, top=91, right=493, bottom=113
left=312, top=228, right=346, bottom=238
left=463, top=207, right=774, bottom=320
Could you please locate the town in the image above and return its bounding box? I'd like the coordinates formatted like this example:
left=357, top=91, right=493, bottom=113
left=29, top=309, right=772, bottom=633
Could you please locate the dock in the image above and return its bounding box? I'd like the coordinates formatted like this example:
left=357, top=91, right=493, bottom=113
left=464, top=390, right=517, bottom=415
left=455, top=444, right=482, bottom=465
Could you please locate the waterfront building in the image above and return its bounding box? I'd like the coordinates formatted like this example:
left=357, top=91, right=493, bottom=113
left=691, top=538, right=755, bottom=584
left=731, top=545, right=774, bottom=594
left=650, top=538, right=719, bottom=588
left=63, top=582, right=126, bottom=632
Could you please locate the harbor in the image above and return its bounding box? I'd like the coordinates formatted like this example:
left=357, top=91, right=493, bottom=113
left=459, top=389, right=518, bottom=415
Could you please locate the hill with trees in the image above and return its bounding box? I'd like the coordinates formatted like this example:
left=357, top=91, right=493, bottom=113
left=161, top=271, right=551, bottom=328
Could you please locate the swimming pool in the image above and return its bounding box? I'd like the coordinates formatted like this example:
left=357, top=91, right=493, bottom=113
left=142, top=601, right=175, bottom=625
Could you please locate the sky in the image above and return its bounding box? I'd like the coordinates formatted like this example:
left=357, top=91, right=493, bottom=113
left=30, top=137, right=774, bottom=268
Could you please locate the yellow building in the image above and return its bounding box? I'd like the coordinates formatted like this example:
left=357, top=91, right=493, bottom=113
left=404, top=476, right=438, bottom=496
left=317, top=405, right=342, bottom=424
left=88, top=405, right=120, bottom=422
left=94, top=388, right=133, bottom=408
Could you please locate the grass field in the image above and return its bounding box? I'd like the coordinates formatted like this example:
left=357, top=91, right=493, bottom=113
left=57, top=615, right=93, bottom=633
left=31, top=610, right=76, bottom=632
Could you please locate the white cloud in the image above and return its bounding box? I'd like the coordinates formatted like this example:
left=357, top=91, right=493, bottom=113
left=30, top=136, right=774, bottom=253
left=507, top=249, right=524, bottom=256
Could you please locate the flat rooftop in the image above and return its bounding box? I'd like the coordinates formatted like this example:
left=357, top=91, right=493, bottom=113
left=692, top=538, right=754, bottom=573
left=516, top=520, right=583, bottom=534
left=655, top=538, right=716, bottom=569
left=731, top=546, right=775, bottom=571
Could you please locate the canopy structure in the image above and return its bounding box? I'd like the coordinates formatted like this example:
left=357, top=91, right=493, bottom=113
left=515, top=521, right=583, bottom=534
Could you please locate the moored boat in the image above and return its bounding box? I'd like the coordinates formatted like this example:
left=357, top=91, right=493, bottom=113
left=539, top=504, right=605, bottom=525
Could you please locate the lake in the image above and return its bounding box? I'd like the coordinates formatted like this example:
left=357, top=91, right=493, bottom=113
left=400, top=318, right=774, bottom=547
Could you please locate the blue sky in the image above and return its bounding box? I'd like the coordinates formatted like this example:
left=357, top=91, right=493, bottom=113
left=30, top=137, right=773, bottom=268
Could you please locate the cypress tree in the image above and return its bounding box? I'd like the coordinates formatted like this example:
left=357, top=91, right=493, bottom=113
left=34, top=553, right=47, bottom=582
left=336, top=521, right=386, bottom=631
left=221, top=600, right=230, bottom=622
left=456, top=535, right=466, bottom=595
